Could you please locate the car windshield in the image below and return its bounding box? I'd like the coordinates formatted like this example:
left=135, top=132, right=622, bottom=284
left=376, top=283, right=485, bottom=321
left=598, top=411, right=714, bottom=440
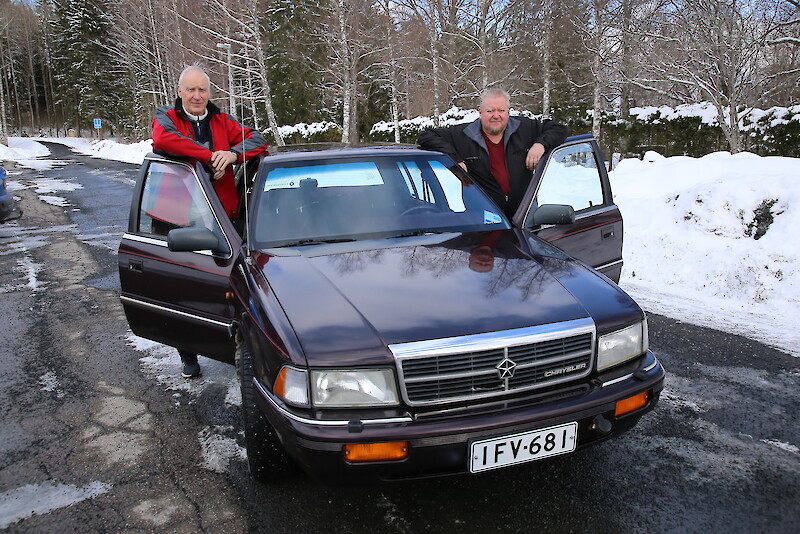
left=250, top=153, right=511, bottom=248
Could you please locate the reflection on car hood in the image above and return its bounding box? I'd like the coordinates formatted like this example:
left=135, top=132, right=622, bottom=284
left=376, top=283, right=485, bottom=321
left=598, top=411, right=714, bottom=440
left=258, top=230, right=602, bottom=367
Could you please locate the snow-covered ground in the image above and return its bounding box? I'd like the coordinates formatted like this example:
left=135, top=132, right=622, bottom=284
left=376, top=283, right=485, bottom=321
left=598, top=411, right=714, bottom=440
left=611, top=151, right=799, bottom=356
left=0, top=136, right=151, bottom=168
left=1, top=136, right=797, bottom=356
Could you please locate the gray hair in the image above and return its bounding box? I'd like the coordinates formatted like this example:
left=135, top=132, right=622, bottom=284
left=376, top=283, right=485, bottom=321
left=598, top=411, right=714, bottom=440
left=178, top=64, right=210, bottom=89
left=479, top=88, right=511, bottom=109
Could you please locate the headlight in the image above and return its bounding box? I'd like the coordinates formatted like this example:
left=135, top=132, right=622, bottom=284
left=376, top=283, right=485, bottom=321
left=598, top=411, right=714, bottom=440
left=310, top=369, right=399, bottom=407
left=597, top=320, right=648, bottom=371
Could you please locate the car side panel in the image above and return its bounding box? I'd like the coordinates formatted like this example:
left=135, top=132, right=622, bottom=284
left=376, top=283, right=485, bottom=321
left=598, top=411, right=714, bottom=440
left=118, top=156, right=240, bottom=363
left=119, top=238, right=237, bottom=362
left=534, top=207, right=623, bottom=282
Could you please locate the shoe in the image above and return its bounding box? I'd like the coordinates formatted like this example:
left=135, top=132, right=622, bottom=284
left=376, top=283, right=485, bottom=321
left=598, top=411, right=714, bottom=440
left=179, top=351, right=202, bottom=378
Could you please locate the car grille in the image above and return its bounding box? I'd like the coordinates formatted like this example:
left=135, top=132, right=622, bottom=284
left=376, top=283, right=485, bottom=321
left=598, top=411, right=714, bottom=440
left=390, top=319, right=595, bottom=406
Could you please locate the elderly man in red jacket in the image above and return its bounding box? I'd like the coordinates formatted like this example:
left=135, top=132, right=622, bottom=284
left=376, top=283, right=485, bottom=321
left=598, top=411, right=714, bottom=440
left=152, top=64, right=269, bottom=377
left=152, top=64, right=268, bottom=219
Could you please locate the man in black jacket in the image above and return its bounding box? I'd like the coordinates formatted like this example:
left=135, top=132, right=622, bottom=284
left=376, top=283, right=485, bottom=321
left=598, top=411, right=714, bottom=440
left=418, top=88, right=568, bottom=218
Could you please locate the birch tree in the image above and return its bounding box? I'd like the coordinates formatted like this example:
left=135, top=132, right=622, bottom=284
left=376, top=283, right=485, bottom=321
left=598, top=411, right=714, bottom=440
left=769, top=0, right=800, bottom=46
left=310, top=0, right=387, bottom=142
left=635, top=0, right=795, bottom=152
left=106, top=0, right=181, bottom=137
left=0, top=6, right=10, bottom=143
left=541, top=0, right=555, bottom=117
left=379, top=0, right=402, bottom=142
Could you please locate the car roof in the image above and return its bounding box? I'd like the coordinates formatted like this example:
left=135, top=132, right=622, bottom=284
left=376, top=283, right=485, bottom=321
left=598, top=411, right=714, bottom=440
left=263, top=144, right=442, bottom=164
left=146, top=145, right=447, bottom=167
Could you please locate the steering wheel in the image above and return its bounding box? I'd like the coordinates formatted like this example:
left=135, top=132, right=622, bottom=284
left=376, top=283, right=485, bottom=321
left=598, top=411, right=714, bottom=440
left=400, top=204, right=440, bottom=216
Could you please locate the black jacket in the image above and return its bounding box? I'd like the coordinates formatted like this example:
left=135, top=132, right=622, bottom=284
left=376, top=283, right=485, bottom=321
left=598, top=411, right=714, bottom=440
left=418, top=117, right=568, bottom=217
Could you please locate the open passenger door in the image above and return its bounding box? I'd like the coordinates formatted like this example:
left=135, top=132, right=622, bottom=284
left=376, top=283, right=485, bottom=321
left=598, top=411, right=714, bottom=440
left=513, top=135, right=624, bottom=283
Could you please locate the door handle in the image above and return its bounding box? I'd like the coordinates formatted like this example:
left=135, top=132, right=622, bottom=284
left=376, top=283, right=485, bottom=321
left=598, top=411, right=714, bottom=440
left=128, top=260, right=143, bottom=273
left=602, top=226, right=615, bottom=240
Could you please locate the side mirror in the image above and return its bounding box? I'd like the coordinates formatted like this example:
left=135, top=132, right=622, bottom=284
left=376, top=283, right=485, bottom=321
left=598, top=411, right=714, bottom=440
left=167, top=227, right=220, bottom=253
left=531, top=204, right=576, bottom=226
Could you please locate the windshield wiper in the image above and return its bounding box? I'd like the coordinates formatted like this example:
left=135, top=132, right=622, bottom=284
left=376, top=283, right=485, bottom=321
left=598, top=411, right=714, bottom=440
left=277, top=237, right=357, bottom=247
left=387, top=230, right=446, bottom=239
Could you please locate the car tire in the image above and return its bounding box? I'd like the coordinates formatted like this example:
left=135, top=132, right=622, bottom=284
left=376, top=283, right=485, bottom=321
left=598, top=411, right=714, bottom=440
left=237, top=335, right=294, bottom=482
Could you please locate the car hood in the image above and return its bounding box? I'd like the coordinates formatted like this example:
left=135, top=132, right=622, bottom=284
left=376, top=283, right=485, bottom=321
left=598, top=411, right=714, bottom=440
left=257, top=231, right=614, bottom=367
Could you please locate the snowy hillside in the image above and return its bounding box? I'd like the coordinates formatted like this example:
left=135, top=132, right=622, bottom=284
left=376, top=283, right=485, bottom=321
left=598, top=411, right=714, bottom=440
left=611, top=151, right=799, bottom=356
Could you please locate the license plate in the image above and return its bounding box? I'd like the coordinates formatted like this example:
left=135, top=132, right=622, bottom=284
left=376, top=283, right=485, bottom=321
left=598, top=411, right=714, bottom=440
left=469, top=422, right=578, bottom=473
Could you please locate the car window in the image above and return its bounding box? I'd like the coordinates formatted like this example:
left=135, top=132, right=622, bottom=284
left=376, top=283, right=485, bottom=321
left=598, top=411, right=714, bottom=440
left=252, top=154, right=509, bottom=248
left=536, top=142, right=605, bottom=212
left=424, top=160, right=467, bottom=212
left=138, top=161, right=223, bottom=238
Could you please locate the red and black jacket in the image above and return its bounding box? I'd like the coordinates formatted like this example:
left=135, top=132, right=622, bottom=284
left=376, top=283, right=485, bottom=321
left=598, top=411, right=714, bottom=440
left=152, top=99, right=269, bottom=217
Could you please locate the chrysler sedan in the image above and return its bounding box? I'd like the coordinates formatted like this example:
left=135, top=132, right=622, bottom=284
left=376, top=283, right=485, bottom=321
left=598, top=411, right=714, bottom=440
left=118, top=136, right=664, bottom=481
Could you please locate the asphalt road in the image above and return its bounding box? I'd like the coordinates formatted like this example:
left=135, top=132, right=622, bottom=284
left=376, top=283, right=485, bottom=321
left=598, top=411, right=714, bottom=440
left=0, top=143, right=798, bottom=533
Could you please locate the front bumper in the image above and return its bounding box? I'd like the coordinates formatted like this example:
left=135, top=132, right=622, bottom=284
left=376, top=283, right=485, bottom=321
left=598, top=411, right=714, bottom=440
left=255, top=352, right=664, bottom=481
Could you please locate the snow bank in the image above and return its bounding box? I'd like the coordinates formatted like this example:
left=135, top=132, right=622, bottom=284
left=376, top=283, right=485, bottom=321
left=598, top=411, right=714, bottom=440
left=371, top=106, right=520, bottom=135
left=277, top=121, right=339, bottom=139
left=2, top=138, right=50, bottom=159
left=1, top=137, right=151, bottom=166
left=611, top=151, right=800, bottom=356
left=371, top=108, right=479, bottom=136
left=629, top=103, right=800, bottom=130
left=1, top=138, right=55, bottom=169
left=36, top=137, right=151, bottom=164
left=630, top=103, right=721, bottom=125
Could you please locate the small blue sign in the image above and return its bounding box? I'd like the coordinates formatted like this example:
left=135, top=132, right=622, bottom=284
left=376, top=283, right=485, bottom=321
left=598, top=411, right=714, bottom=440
left=483, top=210, right=502, bottom=224
left=93, top=118, right=102, bottom=129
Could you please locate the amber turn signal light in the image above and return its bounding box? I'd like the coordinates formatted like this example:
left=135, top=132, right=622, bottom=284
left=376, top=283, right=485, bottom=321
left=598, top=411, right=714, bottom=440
left=615, top=390, right=651, bottom=417
left=343, top=442, right=410, bottom=463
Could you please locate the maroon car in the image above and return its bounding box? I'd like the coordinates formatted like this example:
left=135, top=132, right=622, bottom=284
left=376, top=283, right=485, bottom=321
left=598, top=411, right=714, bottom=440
left=118, top=135, right=664, bottom=481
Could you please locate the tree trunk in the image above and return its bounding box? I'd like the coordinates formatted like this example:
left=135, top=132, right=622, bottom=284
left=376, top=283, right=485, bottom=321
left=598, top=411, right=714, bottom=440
left=384, top=0, right=401, bottom=143
left=618, top=0, right=633, bottom=119
left=245, top=62, right=261, bottom=132
left=350, top=73, right=359, bottom=142
left=542, top=0, right=554, bottom=118
left=590, top=0, right=604, bottom=141
left=146, top=0, right=170, bottom=104
left=593, top=53, right=602, bottom=140
left=716, top=102, right=743, bottom=153
left=249, top=16, right=283, bottom=145
left=478, top=0, right=490, bottom=90
left=338, top=0, right=351, bottom=143
left=0, top=51, right=7, bottom=144
left=24, top=21, right=40, bottom=130
left=0, top=33, right=9, bottom=141
left=430, top=28, right=441, bottom=126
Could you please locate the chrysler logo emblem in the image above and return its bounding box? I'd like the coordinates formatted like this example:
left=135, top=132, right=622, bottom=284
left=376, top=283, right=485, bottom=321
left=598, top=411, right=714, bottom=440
left=496, top=353, right=517, bottom=380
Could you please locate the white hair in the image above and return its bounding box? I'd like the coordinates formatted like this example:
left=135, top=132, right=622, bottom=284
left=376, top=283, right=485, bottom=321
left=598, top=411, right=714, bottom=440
left=479, top=88, right=511, bottom=109
left=178, top=64, right=210, bottom=89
